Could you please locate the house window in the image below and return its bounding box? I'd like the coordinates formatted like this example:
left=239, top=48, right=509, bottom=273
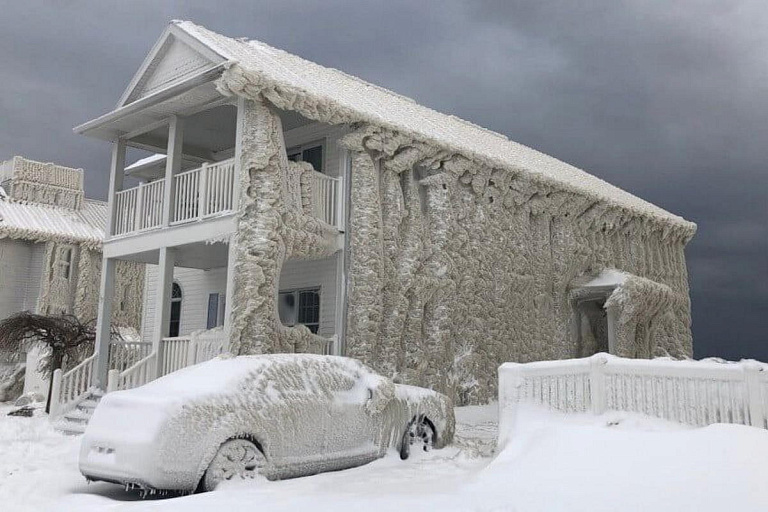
left=57, top=247, right=73, bottom=280
left=278, top=288, right=320, bottom=334
left=287, top=143, right=324, bottom=174
left=169, top=282, right=182, bottom=337
left=206, top=293, right=219, bottom=329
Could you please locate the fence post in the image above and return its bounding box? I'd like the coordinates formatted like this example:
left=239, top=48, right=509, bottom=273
left=49, top=369, right=62, bottom=418
left=744, top=362, right=765, bottom=428
left=590, top=354, right=608, bottom=415
left=107, top=369, right=119, bottom=393
left=187, top=333, right=198, bottom=367
left=498, top=363, right=524, bottom=448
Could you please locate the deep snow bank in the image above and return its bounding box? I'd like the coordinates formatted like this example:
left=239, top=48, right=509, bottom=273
left=478, top=405, right=768, bottom=512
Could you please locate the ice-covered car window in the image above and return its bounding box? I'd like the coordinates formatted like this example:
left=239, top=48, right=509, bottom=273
left=241, top=357, right=363, bottom=401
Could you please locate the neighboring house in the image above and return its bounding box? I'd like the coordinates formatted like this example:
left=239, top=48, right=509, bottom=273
left=66, top=20, right=695, bottom=410
left=0, top=156, right=144, bottom=399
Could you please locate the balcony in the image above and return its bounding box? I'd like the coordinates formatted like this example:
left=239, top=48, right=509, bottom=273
left=111, top=157, right=343, bottom=238
left=113, top=158, right=237, bottom=237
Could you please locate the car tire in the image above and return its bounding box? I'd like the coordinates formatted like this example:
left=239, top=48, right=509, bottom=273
left=202, top=438, right=266, bottom=492
left=399, top=415, right=436, bottom=460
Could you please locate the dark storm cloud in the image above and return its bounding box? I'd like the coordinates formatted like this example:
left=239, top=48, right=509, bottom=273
left=0, top=1, right=764, bottom=360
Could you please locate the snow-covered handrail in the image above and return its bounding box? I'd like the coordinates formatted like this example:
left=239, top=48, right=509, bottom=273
left=499, top=353, right=768, bottom=431
left=108, top=351, right=157, bottom=392
left=108, top=341, right=153, bottom=372
left=50, top=353, right=97, bottom=418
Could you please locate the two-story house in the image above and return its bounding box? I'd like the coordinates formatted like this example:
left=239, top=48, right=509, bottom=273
left=52, top=20, right=696, bottom=424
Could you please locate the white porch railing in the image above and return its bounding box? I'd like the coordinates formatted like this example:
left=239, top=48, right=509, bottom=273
left=112, top=158, right=236, bottom=237
left=159, top=330, right=228, bottom=377
left=172, top=159, right=237, bottom=224
left=108, top=352, right=157, bottom=393
left=499, top=354, right=768, bottom=432
left=108, top=341, right=153, bottom=372
left=310, top=171, right=342, bottom=228
left=50, top=353, right=97, bottom=418
left=113, top=179, right=164, bottom=236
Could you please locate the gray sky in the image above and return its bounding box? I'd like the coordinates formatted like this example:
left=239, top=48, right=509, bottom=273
left=1, top=1, right=765, bottom=361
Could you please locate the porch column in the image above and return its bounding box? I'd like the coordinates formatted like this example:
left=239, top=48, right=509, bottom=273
left=93, top=257, right=116, bottom=389
left=105, top=139, right=126, bottom=238
left=152, top=247, right=176, bottom=377
left=162, top=115, right=184, bottom=227
left=223, top=234, right=238, bottom=351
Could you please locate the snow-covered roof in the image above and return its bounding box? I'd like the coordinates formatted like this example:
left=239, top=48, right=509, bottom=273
left=172, top=21, right=694, bottom=234
left=0, top=197, right=106, bottom=248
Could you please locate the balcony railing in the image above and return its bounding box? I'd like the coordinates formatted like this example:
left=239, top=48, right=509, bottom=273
left=111, top=157, right=343, bottom=238
left=112, top=158, right=236, bottom=237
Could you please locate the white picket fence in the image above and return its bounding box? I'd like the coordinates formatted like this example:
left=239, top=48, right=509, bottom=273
left=499, top=353, right=768, bottom=432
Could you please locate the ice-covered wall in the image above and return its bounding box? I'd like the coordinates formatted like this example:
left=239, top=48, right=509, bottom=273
left=339, top=125, right=694, bottom=404
left=217, top=71, right=695, bottom=405
left=36, top=242, right=144, bottom=329
left=228, top=98, right=339, bottom=356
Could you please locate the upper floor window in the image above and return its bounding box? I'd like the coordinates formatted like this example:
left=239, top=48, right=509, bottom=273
left=287, top=143, right=324, bottom=174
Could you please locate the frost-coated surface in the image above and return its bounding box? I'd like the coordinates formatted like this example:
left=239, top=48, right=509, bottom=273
left=5, top=402, right=768, bottom=512
left=172, top=22, right=695, bottom=404
left=339, top=126, right=694, bottom=404
left=228, top=98, right=339, bottom=356
left=80, top=354, right=454, bottom=492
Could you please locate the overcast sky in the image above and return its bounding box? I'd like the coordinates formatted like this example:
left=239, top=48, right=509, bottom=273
left=1, top=1, right=765, bottom=361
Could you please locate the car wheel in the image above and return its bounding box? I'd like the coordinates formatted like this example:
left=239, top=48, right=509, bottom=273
left=202, top=439, right=266, bottom=492
left=399, top=415, right=436, bottom=460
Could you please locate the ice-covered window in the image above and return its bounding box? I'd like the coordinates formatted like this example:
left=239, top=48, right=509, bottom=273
left=286, top=142, right=324, bottom=174
left=57, top=247, right=73, bottom=280
left=278, top=288, right=320, bottom=334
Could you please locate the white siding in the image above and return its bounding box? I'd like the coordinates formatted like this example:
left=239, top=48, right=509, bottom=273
left=140, top=255, right=340, bottom=342
left=141, top=266, right=227, bottom=341
left=0, top=239, right=34, bottom=319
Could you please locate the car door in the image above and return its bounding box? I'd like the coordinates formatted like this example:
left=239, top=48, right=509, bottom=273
left=323, top=365, right=387, bottom=462
left=257, top=359, right=333, bottom=475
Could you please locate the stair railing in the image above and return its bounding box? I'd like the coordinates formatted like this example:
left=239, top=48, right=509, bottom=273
left=107, top=352, right=157, bottom=392
left=49, top=353, right=97, bottom=418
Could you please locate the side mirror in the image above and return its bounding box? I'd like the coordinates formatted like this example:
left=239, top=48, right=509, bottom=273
left=364, top=377, right=394, bottom=415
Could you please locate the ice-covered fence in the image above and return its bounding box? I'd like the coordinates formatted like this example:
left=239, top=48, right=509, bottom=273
left=499, top=353, right=768, bottom=431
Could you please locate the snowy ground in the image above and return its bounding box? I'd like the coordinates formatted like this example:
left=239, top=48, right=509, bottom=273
left=1, top=402, right=767, bottom=512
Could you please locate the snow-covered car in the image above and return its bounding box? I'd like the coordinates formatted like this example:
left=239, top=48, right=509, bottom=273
left=79, top=354, right=455, bottom=493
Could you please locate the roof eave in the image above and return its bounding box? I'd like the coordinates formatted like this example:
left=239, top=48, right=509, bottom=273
left=73, top=63, right=230, bottom=141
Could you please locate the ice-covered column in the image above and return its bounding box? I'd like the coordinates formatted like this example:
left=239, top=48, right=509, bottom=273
left=345, top=149, right=384, bottom=364
left=228, top=97, right=288, bottom=355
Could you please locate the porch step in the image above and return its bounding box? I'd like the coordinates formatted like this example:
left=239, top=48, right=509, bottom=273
left=53, top=391, right=103, bottom=435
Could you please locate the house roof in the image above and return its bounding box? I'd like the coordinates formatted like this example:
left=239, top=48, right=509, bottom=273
left=0, top=196, right=106, bottom=249
left=171, top=21, right=695, bottom=235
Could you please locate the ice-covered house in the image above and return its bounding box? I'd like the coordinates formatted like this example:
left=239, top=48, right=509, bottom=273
left=0, top=156, right=143, bottom=400
left=60, top=20, right=696, bottom=416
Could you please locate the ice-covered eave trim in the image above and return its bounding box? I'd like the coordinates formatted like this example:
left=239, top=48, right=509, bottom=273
left=0, top=226, right=102, bottom=250
left=214, top=63, right=696, bottom=243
